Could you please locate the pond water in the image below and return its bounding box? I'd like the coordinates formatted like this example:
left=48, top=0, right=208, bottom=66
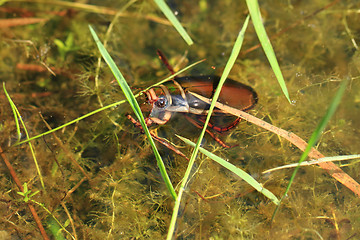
left=0, top=0, right=359, bottom=239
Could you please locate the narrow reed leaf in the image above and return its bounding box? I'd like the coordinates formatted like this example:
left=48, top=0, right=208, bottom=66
left=3, top=82, right=21, bottom=141
left=89, top=25, right=177, bottom=200
left=167, top=16, right=250, bottom=240
left=246, top=0, right=291, bottom=103
left=154, top=0, right=194, bottom=45
left=3, top=83, right=45, bottom=189
left=177, top=135, right=280, bottom=205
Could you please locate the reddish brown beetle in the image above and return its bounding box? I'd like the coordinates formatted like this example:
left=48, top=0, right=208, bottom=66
left=128, top=51, right=258, bottom=150
left=146, top=75, right=257, bottom=129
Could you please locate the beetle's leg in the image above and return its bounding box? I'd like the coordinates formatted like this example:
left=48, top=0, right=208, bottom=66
left=159, top=84, right=172, bottom=105
left=157, top=50, right=176, bottom=75
left=126, top=114, right=189, bottom=160
left=150, top=132, right=189, bottom=161
left=184, top=115, right=232, bottom=149
left=127, top=114, right=151, bottom=130
left=172, top=79, right=188, bottom=103
left=208, top=117, right=242, bottom=133
left=149, top=111, right=172, bottom=125
left=156, top=50, right=188, bottom=104
left=192, top=112, right=242, bottom=133
left=146, top=88, right=158, bottom=104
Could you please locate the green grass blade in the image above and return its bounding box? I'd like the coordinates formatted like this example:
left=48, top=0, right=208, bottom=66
left=264, top=154, right=360, bottom=173
left=3, top=83, right=45, bottom=189
left=153, top=0, right=193, bottom=45
left=177, top=135, right=280, bottom=205
left=13, top=59, right=204, bottom=147
left=89, top=25, right=177, bottom=200
left=273, top=78, right=349, bottom=219
left=3, top=83, right=21, bottom=141
left=13, top=99, right=126, bottom=146
left=246, top=0, right=291, bottom=103
left=166, top=16, right=250, bottom=240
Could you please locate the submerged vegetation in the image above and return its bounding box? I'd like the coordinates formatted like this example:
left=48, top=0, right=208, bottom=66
left=0, top=0, right=360, bottom=239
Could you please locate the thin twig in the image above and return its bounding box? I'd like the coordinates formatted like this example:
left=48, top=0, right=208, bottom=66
left=61, top=202, right=78, bottom=240
left=11, top=0, right=171, bottom=25
left=62, top=176, right=87, bottom=202
left=190, top=91, right=360, bottom=197
left=0, top=146, right=50, bottom=240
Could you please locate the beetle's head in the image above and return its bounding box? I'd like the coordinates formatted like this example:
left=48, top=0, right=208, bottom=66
left=145, top=87, right=189, bottom=125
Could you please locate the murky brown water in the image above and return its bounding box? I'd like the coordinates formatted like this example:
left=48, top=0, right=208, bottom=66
left=0, top=0, right=359, bottom=239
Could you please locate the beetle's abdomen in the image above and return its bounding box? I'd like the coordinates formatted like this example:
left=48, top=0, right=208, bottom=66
left=176, top=75, right=258, bottom=111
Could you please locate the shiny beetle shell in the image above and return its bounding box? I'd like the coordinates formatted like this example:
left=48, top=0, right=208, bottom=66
left=148, top=75, right=258, bottom=125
